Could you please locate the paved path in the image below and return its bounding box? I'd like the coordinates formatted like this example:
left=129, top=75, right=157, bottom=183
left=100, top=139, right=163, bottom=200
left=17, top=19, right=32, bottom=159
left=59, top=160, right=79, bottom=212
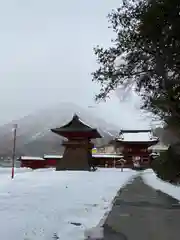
left=101, top=177, right=180, bottom=240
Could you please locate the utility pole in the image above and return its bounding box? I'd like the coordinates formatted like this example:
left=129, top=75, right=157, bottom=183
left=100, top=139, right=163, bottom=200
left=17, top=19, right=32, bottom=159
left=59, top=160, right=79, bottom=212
left=11, top=124, right=17, bottom=179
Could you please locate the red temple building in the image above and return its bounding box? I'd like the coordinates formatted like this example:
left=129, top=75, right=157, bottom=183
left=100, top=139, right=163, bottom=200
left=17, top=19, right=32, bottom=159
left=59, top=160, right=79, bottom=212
left=51, top=114, right=101, bottom=171
left=19, top=127, right=159, bottom=170
left=19, top=155, right=62, bottom=169
left=93, top=154, right=124, bottom=168
left=19, top=154, right=123, bottom=169
left=43, top=155, right=62, bottom=167
left=112, top=130, right=159, bottom=168
left=20, top=156, right=45, bottom=169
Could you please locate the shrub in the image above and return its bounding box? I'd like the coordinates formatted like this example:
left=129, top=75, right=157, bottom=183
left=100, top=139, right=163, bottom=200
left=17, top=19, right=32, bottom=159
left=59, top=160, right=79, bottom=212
left=151, top=144, right=180, bottom=184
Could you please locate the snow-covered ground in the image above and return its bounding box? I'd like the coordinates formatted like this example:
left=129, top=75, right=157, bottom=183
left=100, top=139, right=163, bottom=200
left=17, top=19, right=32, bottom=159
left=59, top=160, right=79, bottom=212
left=0, top=168, right=136, bottom=240
left=0, top=167, right=32, bottom=175
left=142, top=169, right=180, bottom=201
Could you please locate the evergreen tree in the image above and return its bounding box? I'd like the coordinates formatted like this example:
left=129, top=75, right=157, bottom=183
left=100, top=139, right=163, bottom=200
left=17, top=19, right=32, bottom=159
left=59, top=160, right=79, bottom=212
left=92, top=0, right=180, bottom=183
left=93, top=0, right=180, bottom=130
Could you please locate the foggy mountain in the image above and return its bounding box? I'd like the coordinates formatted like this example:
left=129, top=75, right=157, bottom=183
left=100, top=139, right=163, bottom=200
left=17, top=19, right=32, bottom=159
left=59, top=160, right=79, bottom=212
left=0, top=103, right=120, bottom=157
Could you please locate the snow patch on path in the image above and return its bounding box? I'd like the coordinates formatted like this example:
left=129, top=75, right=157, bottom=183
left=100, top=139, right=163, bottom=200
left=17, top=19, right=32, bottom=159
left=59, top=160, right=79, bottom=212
left=142, top=169, right=180, bottom=201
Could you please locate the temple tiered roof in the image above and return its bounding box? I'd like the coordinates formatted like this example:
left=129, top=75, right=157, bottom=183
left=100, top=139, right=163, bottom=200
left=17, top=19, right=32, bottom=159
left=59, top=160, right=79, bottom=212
left=51, top=114, right=101, bottom=139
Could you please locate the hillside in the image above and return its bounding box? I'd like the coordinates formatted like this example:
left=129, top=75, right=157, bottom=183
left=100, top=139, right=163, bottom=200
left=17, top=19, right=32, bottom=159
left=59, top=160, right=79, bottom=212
left=0, top=103, right=120, bottom=157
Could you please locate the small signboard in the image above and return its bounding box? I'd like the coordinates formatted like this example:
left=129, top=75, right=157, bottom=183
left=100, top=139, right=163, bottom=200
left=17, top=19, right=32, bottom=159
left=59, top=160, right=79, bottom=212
left=92, top=148, right=97, bottom=154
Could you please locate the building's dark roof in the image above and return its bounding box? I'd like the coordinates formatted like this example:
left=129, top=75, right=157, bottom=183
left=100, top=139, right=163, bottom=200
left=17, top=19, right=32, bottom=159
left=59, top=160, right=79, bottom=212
left=115, top=140, right=159, bottom=145
left=51, top=114, right=101, bottom=139
left=120, top=129, right=151, bottom=134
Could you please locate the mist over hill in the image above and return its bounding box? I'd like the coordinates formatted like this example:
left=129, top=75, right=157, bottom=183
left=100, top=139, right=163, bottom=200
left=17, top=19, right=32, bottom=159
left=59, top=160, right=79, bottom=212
left=0, top=103, right=120, bottom=157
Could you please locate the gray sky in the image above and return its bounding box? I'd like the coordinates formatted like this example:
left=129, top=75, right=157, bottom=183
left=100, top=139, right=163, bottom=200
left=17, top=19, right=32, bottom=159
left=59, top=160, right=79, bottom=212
left=0, top=0, right=151, bottom=128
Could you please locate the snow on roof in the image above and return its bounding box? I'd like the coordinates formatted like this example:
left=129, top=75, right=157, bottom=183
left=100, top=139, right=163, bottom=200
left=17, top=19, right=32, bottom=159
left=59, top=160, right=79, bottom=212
left=149, top=152, right=160, bottom=156
left=117, top=132, right=158, bottom=142
left=148, top=142, right=169, bottom=151
left=77, top=116, right=94, bottom=129
left=20, top=154, right=124, bottom=161
left=43, top=155, right=63, bottom=159
left=44, top=154, right=124, bottom=159
left=92, top=154, right=123, bottom=158
left=20, top=156, right=44, bottom=161
left=61, top=114, right=95, bottom=129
